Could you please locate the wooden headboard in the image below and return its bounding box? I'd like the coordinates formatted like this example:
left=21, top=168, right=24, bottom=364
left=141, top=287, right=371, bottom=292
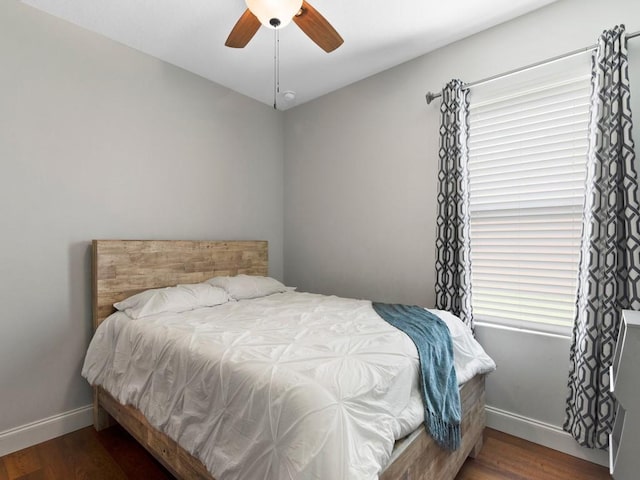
left=92, top=240, right=268, bottom=328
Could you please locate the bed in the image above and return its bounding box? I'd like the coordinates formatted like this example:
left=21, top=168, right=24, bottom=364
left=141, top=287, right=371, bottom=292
left=87, top=239, right=490, bottom=480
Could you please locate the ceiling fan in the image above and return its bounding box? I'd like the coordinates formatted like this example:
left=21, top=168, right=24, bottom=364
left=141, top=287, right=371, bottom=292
left=225, top=0, right=344, bottom=53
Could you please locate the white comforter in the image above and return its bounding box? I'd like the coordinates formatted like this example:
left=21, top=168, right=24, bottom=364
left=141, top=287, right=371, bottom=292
left=82, top=292, right=495, bottom=480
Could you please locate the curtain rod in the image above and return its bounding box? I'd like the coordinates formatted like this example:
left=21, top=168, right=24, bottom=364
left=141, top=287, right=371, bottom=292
left=425, top=29, right=640, bottom=105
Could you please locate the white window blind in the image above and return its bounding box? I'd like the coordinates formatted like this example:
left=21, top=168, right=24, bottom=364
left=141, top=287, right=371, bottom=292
left=467, top=55, right=592, bottom=332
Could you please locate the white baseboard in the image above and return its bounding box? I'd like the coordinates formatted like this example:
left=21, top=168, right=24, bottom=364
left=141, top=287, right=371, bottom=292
left=0, top=405, right=93, bottom=457
left=486, top=405, right=609, bottom=467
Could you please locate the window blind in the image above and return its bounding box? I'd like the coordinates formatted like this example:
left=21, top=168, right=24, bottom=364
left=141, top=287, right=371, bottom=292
left=467, top=61, right=592, bottom=330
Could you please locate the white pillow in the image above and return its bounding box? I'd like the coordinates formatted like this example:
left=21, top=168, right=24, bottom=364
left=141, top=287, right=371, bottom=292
left=206, top=274, right=291, bottom=300
left=114, top=283, right=229, bottom=319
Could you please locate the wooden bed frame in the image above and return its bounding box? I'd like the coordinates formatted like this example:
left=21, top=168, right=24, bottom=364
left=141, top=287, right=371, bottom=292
left=91, top=239, right=486, bottom=480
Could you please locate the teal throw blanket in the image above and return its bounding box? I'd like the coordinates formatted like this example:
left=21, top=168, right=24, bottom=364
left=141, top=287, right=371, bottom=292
left=372, top=302, right=461, bottom=450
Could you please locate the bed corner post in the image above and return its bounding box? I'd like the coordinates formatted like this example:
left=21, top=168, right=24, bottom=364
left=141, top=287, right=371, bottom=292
left=468, top=374, right=487, bottom=459
left=469, top=433, right=484, bottom=459
left=93, top=387, right=113, bottom=431
left=92, top=240, right=113, bottom=431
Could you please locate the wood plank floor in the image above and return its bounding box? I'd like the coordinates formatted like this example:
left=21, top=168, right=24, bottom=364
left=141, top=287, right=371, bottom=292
left=457, top=429, right=609, bottom=480
left=0, top=426, right=610, bottom=480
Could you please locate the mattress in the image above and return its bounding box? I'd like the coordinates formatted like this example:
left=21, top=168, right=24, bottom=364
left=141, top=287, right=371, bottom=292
left=82, top=291, right=495, bottom=480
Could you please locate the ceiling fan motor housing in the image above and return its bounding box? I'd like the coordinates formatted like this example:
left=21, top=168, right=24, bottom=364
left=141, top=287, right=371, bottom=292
left=245, top=0, right=302, bottom=29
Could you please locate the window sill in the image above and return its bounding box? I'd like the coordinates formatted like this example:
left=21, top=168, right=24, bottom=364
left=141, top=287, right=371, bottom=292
left=474, top=319, right=573, bottom=339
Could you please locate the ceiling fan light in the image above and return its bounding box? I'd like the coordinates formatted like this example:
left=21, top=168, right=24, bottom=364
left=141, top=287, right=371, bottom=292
left=245, top=0, right=302, bottom=29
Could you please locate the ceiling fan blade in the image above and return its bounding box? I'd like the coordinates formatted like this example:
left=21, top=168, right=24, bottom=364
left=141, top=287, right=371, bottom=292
left=225, top=9, right=261, bottom=48
left=293, top=1, right=343, bottom=53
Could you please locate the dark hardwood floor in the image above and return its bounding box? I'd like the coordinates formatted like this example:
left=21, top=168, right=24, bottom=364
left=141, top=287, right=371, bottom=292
left=0, top=426, right=610, bottom=480
left=457, top=429, right=610, bottom=480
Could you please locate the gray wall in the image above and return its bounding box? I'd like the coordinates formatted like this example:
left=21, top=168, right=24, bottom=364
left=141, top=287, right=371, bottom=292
left=284, top=0, right=639, bottom=464
left=0, top=2, right=283, bottom=433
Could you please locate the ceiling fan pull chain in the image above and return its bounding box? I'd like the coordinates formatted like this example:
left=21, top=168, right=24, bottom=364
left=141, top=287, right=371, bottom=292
left=273, top=29, right=280, bottom=110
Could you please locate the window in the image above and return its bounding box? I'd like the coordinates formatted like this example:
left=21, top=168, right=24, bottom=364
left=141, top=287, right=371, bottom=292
left=467, top=55, right=592, bottom=333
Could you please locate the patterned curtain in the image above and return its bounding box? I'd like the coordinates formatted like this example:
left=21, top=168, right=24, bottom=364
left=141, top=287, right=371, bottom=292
left=564, top=25, right=640, bottom=449
left=434, top=79, right=474, bottom=328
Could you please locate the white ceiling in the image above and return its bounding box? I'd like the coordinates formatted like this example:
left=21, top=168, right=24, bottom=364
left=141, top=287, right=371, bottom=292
left=21, top=0, right=559, bottom=110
